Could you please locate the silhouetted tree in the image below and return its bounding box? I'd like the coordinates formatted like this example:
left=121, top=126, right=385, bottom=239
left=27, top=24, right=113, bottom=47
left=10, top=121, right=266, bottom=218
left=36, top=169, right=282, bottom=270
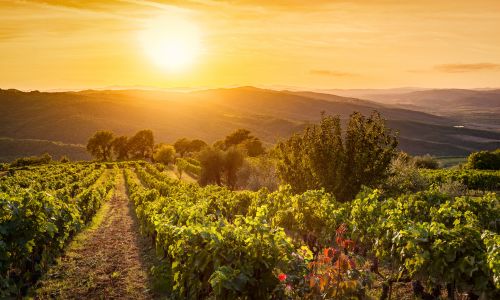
left=128, top=130, right=154, bottom=160
left=224, top=147, right=245, bottom=190
left=198, top=147, right=225, bottom=186
left=154, top=144, right=176, bottom=165
left=174, top=138, right=208, bottom=157
left=225, top=129, right=252, bottom=148
left=213, top=140, right=226, bottom=150
left=223, top=129, right=265, bottom=157
left=188, top=139, right=208, bottom=153
left=112, top=136, right=129, bottom=160
left=174, top=138, right=191, bottom=157
left=86, top=130, right=114, bottom=161
left=241, top=137, right=265, bottom=157
left=275, top=112, right=398, bottom=201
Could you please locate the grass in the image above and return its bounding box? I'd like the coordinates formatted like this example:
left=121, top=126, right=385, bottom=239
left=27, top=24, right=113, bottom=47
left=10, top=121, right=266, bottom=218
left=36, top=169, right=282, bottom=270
left=436, top=156, right=467, bottom=168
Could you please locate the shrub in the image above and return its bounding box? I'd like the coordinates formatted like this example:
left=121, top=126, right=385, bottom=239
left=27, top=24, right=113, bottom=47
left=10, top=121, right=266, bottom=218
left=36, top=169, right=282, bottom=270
left=413, top=154, right=440, bottom=169
left=467, top=149, right=500, bottom=170
left=11, top=153, right=52, bottom=167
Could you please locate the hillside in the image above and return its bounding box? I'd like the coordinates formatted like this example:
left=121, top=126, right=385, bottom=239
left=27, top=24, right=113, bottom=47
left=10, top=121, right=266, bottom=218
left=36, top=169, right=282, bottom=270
left=0, top=137, right=89, bottom=162
left=1, top=87, right=500, bottom=160
left=325, top=88, right=500, bottom=132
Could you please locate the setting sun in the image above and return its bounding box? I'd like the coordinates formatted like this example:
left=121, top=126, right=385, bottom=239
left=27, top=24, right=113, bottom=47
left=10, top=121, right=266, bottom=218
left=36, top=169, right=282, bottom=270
left=138, top=16, right=202, bottom=72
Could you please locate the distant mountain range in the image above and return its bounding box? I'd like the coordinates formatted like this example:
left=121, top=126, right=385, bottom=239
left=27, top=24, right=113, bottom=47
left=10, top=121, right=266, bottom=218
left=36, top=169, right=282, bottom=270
left=1, top=87, right=499, bottom=161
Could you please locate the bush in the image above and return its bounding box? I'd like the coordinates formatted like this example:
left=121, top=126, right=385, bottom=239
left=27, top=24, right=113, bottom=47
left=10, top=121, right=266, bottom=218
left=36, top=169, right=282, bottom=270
left=413, top=154, right=440, bottom=169
left=380, top=153, right=430, bottom=196
left=60, top=156, right=70, bottom=163
left=11, top=153, right=52, bottom=167
left=0, top=163, right=8, bottom=172
left=467, top=149, right=500, bottom=170
left=153, top=144, right=176, bottom=165
left=236, top=156, right=279, bottom=191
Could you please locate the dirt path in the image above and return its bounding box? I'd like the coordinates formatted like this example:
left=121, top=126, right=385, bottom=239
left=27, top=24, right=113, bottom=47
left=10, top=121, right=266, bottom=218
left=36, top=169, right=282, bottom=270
left=34, top=171, right=162, bottom=299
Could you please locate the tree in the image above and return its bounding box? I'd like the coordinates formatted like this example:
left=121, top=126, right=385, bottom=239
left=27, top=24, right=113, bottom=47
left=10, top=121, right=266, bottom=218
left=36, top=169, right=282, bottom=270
left=189, top=139, right=208, bottom=153
left=112, top=136, right=129, bottom=160
left=274, top=112, right=398, bottom=202
left=198, top=147, right=225, bottom=186
left=224, top=129, right=252, bottom=148
left=174, top=138, right=191, bottom=157
left=467, top=149, right=500, bottom=170
left=153, top=144, right=176, bottom=165
left=224, top=147, right=245, bottom=190
left=241, top=137, right=265, bottom=157
left=128, top=130, right=154, bottom=160
left=213, top=140, right=226, bottom=150
left=86, top=130, right=114, bottom=161
left=174, top=138, right=208, bottom=157
left=224, top=129, right=265, bottom=157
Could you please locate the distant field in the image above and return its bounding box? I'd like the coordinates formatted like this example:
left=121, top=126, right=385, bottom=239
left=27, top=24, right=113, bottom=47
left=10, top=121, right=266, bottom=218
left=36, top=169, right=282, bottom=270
left=0, top=137, right=90, bottom=162
left=435, top=156, right=467, bottom=168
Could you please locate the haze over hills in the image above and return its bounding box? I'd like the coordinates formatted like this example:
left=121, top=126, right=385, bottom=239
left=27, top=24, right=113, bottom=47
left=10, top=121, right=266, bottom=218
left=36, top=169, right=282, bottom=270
left=1, top=87, right=500, bottom=161
left=324, top=88, right=500, bottom=132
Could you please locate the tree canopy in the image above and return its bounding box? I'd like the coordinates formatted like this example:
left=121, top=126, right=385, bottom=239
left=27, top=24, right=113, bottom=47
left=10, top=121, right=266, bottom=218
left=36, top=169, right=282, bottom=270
left=128, top=130, right=154, bottom=160
left=274, top=112, right=398, bottom=201
left=86, top=130, right=114, bottom=161
left=467, top=149, right=500, bottom=170
left=223, top=129, right=265, bottom=157
left=153, top=144, right=176, bottom=165
left=112, top=136, right=129, bottom=160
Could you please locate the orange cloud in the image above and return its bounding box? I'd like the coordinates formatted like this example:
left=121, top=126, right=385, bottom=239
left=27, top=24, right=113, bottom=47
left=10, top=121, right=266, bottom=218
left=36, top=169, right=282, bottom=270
left=310, top=70, right=355, bottom=77
left=434, top=63, right=500, bottom=73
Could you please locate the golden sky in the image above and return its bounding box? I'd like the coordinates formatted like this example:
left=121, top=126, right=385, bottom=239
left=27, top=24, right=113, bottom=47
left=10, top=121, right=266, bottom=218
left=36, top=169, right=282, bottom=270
left=1, top=0, right=500, bottom=90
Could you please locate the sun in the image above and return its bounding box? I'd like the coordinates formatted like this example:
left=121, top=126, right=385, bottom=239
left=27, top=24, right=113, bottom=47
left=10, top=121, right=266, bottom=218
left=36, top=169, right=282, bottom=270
left=139, top=16, right=202, bottom=71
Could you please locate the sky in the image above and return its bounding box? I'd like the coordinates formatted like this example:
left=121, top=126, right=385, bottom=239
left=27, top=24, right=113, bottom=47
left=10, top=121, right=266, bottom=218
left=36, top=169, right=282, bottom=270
left=1, top=0, right=500, bottom=90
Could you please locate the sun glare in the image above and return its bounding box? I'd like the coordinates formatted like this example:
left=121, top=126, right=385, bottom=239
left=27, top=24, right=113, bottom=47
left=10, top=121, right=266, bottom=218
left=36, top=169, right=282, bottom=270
left=139, top=16, right=202, bottom=71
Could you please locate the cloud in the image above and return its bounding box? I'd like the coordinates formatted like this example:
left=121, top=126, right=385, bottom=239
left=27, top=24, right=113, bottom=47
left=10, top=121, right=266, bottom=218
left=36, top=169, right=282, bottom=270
left=434, top=63, right=500, bottom=73
left=310, top=69, right=354, bottom=77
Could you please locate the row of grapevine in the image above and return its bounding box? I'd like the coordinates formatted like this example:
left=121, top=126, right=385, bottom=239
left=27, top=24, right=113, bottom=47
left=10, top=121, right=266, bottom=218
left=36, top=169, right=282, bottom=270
left=175, top=158, right=201, bottom=177
left=421, top=169, right=500, bottom=191
left=127, top=163, right=499, bottom=298
left=0, top=163, right=117, bottom=297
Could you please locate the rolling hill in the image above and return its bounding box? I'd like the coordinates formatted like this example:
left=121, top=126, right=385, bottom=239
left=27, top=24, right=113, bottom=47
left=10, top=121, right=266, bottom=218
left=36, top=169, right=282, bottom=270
left=325, top=88, right=500, bottom=132
left=1, top=87, right=499, bottom=160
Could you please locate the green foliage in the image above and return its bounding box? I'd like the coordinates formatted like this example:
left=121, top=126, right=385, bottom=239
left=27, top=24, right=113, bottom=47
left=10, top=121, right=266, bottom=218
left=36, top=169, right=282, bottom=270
left=380, top=152, right=430, bottom=196
left=174, top=138, right=208, bottom=157
left=10, top=153, right=52, bottom=167
left=0, top=163, right=116, bottom=297
left=59, top=155, right=70, bottom=163
left=275, top=112, right=398, bottom=201
left=112, top=135, right=129, bottom=160
left=467, top=149, right=500, bottom=170
left=224, top=147, right=245, bottom=190
left=421, top=169, right=500, bottom=191
left=176, top=158, right=201, bottom=178
left=153, top=144, right=176, bottom=165
left=413, top=154, right=440, bottom=169
left=86, top=130, right=114, bottom=161
left=224, top=129, right=265, bottom=157
left=128, top=129, right=154, bottom=160
left=125, top=166, right=295, bottom=299
left=198, top=147, right=225, bottom=186
left=236, top=155, right=279, bottom=191
left=173, top=138, right=191, bottom=157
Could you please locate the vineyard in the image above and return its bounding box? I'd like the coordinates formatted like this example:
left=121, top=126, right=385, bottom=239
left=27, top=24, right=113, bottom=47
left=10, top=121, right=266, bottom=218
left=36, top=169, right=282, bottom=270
left=0, top=162, right=499, bottom=299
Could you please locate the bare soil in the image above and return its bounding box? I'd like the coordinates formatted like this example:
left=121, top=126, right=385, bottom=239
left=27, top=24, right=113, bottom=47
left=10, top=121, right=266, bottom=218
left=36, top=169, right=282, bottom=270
left=34, top=171, right=162, bottom=299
